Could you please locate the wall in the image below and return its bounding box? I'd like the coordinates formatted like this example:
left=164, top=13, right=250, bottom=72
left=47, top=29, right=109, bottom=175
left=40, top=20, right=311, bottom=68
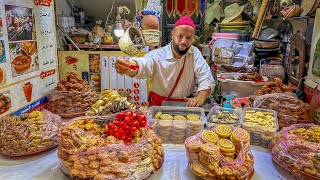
left=55, top=0, right=136, bottom=25
left=0, top=0, right=58, bottom=117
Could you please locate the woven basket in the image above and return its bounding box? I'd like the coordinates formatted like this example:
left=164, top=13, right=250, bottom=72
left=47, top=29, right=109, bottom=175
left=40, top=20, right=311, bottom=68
left=254, top=40, right=279, bottom=49
left=142, top=29, right=160, bottom=46
left=119, top=26, right=145, bottom=55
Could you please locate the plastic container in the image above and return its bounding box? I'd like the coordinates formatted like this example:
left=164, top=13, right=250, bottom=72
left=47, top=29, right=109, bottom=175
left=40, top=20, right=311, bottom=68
left=209, top=33, right=240, bottom=64
left=217, top=73, right=268, bottom=97
left=147, top=106, right=206, bottom=144
left=240, top=107, right=278, bottom=148
left=207, top=106, right=242, bottom=127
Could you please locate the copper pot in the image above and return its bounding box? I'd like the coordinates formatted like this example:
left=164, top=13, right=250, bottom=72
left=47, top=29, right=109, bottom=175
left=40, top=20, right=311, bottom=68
left=280, top=5, right=302, bottom=19
left=141, top=14, right=159, bottom=30
left=11, top=55, right=31, bottom=71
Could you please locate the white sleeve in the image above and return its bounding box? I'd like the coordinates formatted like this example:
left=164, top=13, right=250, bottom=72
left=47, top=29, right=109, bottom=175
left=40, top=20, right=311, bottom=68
left=129, top=51, right=156, bottom=79
left=193, top=48, right=215, bottom=93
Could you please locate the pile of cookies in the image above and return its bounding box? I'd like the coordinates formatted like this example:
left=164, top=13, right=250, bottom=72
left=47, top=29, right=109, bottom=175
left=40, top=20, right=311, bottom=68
left=270, top=124, right=320, bottom=179
left=0, top=110, right=62, bottom=156
left=253, top=92, right=313, bottom=129
left=241, top=109, right=277, bottom=148
left=58, top=117, right=164, bottom=179
left=55, top=72, right=91, bottom=92
left=152, top=112, right=203, bottom=143
left=209, top=109, right=240, bottom=127
left=185, top=125, right=254, bottom=179
left=254, top=78, right=292, bottom=96
left=86, top=90, right=131, bottom=116
left=46, top=90, right=99, bottom=118
left=237, top=72, right=264, bottom=81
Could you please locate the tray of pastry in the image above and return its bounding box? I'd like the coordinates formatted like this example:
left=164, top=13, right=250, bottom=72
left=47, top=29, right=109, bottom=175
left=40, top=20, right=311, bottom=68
left=147, top=106, right=206, bottom=144
left=207, top=106, right=242, bottom=128
left=240, top=107, right=278, bottom=148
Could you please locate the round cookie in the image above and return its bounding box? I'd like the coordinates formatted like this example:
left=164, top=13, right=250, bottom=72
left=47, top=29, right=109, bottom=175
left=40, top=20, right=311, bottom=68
left=200, top=143, right=220, bottom=155
left=158, top=121, right=172, bottom=130
left=172, top=121, right=187, bottom=131
left=174, top=115, right=187, bottom=120
left=185, top=136, right=202, bottom=153
left=222, top=152, right=235, bottom=157
left=232, top=128, right=250, bottom=144
left=202, top=130, right=220, bottom=144
left=160, top=114, right=174, bottom=120
left=217, top=139, right=235, bottom=153
left=215, top=124, right=232, bottom=138
left=190, top=163, right=209, bottom=177
left=187, top=114, right=200, bottom=121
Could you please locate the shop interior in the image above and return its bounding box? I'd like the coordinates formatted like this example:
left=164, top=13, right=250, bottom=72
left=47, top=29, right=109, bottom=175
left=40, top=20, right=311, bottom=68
left=0, top=0, right=320, bottom=179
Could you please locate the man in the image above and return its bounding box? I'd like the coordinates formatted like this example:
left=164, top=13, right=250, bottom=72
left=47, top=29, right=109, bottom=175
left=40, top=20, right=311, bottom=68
left=115, top=15, right=214, bottom=107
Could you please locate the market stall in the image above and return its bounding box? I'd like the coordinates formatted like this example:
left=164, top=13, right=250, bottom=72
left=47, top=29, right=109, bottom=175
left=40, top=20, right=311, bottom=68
left=0, top=0, right=320, bottom=179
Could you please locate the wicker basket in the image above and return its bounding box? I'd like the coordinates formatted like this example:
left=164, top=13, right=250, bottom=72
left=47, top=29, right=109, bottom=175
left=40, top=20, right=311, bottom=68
left=254, top=39, right=279, bottom=49
left=142, top=29, right=160, bottom=46
left=119, top=26, right=145, bottom=55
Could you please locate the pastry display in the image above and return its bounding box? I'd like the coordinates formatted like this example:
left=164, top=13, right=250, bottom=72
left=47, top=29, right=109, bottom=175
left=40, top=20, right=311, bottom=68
left=185, top=125, right=254, bottom=179
left=208, top=107, right=241, bottom=127
left=270, top=124, right=320, bottom=179
left=86, top=90, right=132, bottom=116
left=241, top=108, right=278, bottom=148
left=0, top=93, right=11, bottom=114
left=91, top=74, right=100, bottom=92
left=46, top=72, right=99, bottom=118
left=55, top=72, right=91, bottom=92
left=0, top=110, right=62, bottom=156
left=148, top=108, right=205, bottom=143
left=253, top=92, right=313, bottom=129
left=58, top=111, right=164, bottom=179
left=254, top=78, right=292, bottom=96
left=237, top=72, right=264, bottom=81
left=11, top=55, right=31, bottom=74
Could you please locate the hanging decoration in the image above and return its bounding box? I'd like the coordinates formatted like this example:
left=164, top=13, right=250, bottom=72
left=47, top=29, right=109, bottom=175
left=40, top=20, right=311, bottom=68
left=166, top=0, right=173, bottom=17
left=199, top=0, right=206, bottom=16
left=185, top=0, right=197, bottom=16
left=166, top=0, right=206, bottom=17
left=176, top=0, right=186, bottom=17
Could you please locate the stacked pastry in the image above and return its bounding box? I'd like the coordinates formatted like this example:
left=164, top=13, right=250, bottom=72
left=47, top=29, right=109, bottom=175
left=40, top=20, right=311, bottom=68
left=152, top=112, right=204, bottom=143
left=185, top=125, right=254, bottom=179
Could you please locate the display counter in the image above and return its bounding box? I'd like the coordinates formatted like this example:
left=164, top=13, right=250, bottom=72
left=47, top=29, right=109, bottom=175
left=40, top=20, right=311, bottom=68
left=0, top=145, right=293, bottom=180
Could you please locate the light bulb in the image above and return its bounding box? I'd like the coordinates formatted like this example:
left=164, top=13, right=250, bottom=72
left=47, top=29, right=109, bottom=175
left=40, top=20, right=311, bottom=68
left=114, top=22, right=124, bottom=37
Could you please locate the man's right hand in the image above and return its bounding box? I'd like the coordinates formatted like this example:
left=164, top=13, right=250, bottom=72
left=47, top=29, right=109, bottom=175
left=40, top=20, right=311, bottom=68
left=115, top=59, right=138, bottom=77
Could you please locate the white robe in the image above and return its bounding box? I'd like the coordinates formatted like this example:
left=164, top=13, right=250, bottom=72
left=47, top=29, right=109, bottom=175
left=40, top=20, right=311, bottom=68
left=131, top=42, right=215, bottom=98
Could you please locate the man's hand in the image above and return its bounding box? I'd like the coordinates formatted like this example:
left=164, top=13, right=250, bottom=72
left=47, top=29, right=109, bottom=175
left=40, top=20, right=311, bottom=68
left=115, top=59, right=138, bottom=76
left=184, top=89, right=211, bottom=107
left=184, top=97, right=204, bottom=107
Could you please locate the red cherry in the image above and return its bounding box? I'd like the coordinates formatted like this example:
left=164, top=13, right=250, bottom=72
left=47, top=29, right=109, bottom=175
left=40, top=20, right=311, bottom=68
left=123, top=117, right=131, bottom=124
left=132, top=113, right=138, bottom=120
left=106, top=130, right=113, bottom=136
left=127, top=137, right=133, bottom=143
left=118, top=121, right=124, bottom=127
left=138, top=115, right=146, bottom=123
left=140, top=120, right=147, bottom=127
left=130, top=121, right=139, bottom=128
left=125, top=111, right=132, bottom=117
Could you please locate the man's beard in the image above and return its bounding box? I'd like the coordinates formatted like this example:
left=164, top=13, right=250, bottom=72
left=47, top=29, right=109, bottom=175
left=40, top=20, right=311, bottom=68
left=172, top=41, right=190, bottom=56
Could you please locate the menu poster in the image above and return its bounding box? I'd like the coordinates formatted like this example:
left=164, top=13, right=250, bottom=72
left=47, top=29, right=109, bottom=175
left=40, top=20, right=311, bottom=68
left=59, top=51, right=149, bottom=105
left=0, top=0, right=58, bottom=117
